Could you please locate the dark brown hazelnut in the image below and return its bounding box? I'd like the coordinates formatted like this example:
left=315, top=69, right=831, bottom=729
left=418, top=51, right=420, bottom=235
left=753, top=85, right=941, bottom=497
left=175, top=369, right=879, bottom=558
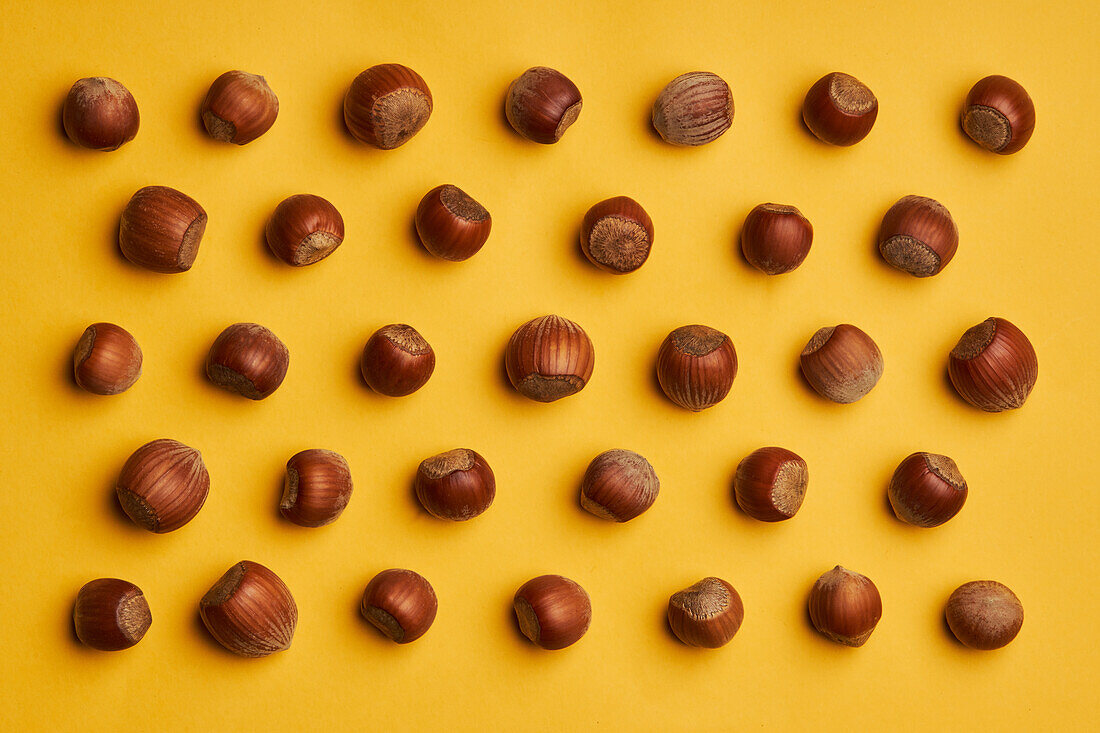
left=265, top=194, right=344, bottom=266
left=280, top=449, right=353, bottom=527
left=73, top=578, right=151, bottom=651
left=343, top=64, right=432, bottom=149
left=119, top=186, right=207, bottom=273
left=116, top=438, right=210, bottom=533
left=201, top=70, right=278, bottom=144
left=808, top=566, right=882, bottom=647
left=741, top=203, right=813, bottom=275
left=799, top=324, right=883, bottom=403
left=514, top=575, right=591, bottom=650
left=63, top=77, right=139, bottom=151
left=414, top=449, right=495, bottom=521
left=360, top=324, right=435, bottom=397
left=656, top=325, right=737, bottom=411
left=505, top=315, right=595, bottom=402
left=206, top=323, right=289, bottom=400
left=667, top=577, right=743, bottom=648
left=73, top=322, right=142, bottom=395
left=580, top=196, right=654, bottom=274
left=878, top=195, right=959, bottom=277
left=734, top=447, right=808, bottom=522
left=505, top=67, right=582, bottom=144
left=887, top=452, right=967, bottom=528
left=415, top=185, right=492, bottom=261
left=948, top=317, right=1037, bottom=412
left=199, top=561, right=297, bottom=657
left=962, top=76, right=1035, bottom=154
left=361, top=569, right=438, bottom=644
left=579, top=449, right=659, bottom=522
left=802, top=72, right=878, bottom=146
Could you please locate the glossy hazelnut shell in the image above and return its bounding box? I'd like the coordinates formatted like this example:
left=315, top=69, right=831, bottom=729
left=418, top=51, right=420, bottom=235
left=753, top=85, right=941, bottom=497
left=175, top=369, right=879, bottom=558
left=580, top=196, right=654, bottom=274
left=878, top=195, right=959, bottom=277
left=946, top=580, right=1024, bottom=650
left=343, top=64, right=432, bottom=149
left=734, top=447, right=808, bottom=522
left=888, top=452, right=967, bottom=528
left=360, top=569, right=438, bottom=643
left=206, top=323, right=289, bottom=400
left=741, top=203, right=813, bottom=275
left=505, top=67, right=582, bottom=144
left=505, top=315, right=595, bottom=402
left=513, top=575, right=591, bottom=650
left=119, top=186, right=207, bottom=273
left=361, top=324, right=435, bottom=397
left=280, top=449, right=353, bottom=527
left=73, top=322, right=142, bottom=395
left=800, top=324, right=883, bottom=404
left=802, top=72, right=878, bottom=146
left=116, top=438, right=210, bottom=533
left=63, top=77, right=139, bottom=151
left=265, top=194, right=344, bottom=266
left=580, top=449, right=659, bottom=522
left=415, top=185, right=492, bottom=261
left=948, top=317, right=1037, bottom=412
left=667, top=577, right=744, bottom=648
left=808, top=566, right=882, bottom=647
left=414, top=449, right=495, bottom=521
left=652, top=72, right=733, bottom=146
left=199, top=561, right=297, bottom=657
left=656, top=325, right=737, bottom=411
left=201, top=70, right=278, bottom=144
left=962, top=75, right=1035, bottom=154
left=73, top=578, right=151, bottom=651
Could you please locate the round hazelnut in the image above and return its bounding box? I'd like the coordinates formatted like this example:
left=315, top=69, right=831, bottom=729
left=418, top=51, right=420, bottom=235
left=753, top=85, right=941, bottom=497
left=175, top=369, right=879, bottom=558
left=280, top=449, right=353, bottom=527
left=73, top=578, right=151, bottom=651
left=414, top=449, right=495, bottom=521
left=579, top=449, right=659, bottom=522
left=741, top=203, right=813, bottom=275
left=733, top=447, right=808, bottom=522
left=652, top=71, right=733, bottom=146
left=360, top=324, right=435, bottom=397
left=73, top=322, right=142, bottom=395
left=505, top=67, right=582, bottom=144
left=802, top=72, right=878, bottom=146
left=656, top=325, right=737, bottom=411
left=948, top=317, right=1037, bottom=412
left=580, top=196, right=654, bottom=274
left=206, top=323, right=289, bottom=400
left=343, top=64, right=432, bottom=149
left=265, top=194, right=344, bottom=266
left=119, top=186, right=207, bottom=273
left=888, top=452, right=967, bottom=528
left=945, top=580, right=1023, bottom=650
left=361, top=569, right=437, bottom=644
left=62, top=77, right=139, bottom=151
left=961, top=75, right=1035, bottom=155
left=505, top=315, right=595, bottom=403
left=513, top=575, right=591, bottom=650
left=201, top=70, right=278, bottom=145
left=200, top=561, right=297, bottom=657
left=667, top=577, right=743, bottom=648
left=116, top=438, right=210, bottom=533
left=799, top=324, right=883, bottom=404
left=808, top=565, right=882, bottom=647
left=415, top=184, right=492, bottom=261
left=878, top=195, right=959, bottom=277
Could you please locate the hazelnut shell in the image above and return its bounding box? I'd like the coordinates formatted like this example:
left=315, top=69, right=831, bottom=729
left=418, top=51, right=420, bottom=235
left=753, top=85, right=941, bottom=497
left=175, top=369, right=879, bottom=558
left=343, top=64, right=432, bottom=149
left=505, top=67, right=582, bottom=144
left=652, top=72, right=733, bottom=146
left=799, top=324, right=883, bottom=404
left=513, top=575, right=591, bottom=650
left=280, top=449, right=353, bottom=527
left=206, top=323, right=289, bottom=400
left=116, top=438, right=210, bottom=533
left=667, top=577, right=744, bottom=648
left=579, top=449, right=659, bottom=522
left=73, top=578, right=151, bottom=651
left=199, top=561, right=297, bottom=657
left=948, top=317, right=1037, bottom=412
left=415, top=185, right=492, bottom=261
left=656, top=325, right=737, bottom=411
left=361, top=569, right=438, bottom=644
left=73, top=322, right=142, bottom=395
left=201, top=70, right=278, bottom=144
left=580, top=196, right=654, bottom=274
left=414, top=449, right=496, bottom=521
left=63, top=77, right=139, bottom=151
left=119, top=186, right=207, bottom=273
left=505, top=315, right=595, bottom=402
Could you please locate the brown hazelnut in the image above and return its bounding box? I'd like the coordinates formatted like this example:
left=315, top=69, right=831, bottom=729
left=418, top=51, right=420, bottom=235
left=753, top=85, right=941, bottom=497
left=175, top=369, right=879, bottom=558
left=119, top=186, right=207, bottom=273
left=733, top=447, right=808, bottom=522
left=656, top=325, right=737, bottom=411
left=199, top=561, right=297, bottom=657
left=948, top=317, right=1037, bottom=412
left=360, top=569, right=437, bottom=644
left=206, top=323, right=289, bottom=400
left=962, top=76, right=1035, bottom=155
left=414, top=449, right=495, bottom=521
left=73, top=322, right=142, bottom=395
left=343, top=64, right=432, bottom=149
left=265, top=194, right=344, bottom=266
left=888, top=452, right=967, bottom=528
left=200, top=70, right=278, bottom=144
left=505, top=315, right=595, bottom=402
left=878, top=195, right=959, bottom=277
left=73, top=578, right=151, bottom=651
left=802, top=72, right=878, bottom=146
left=945, top=580, right=1024, bottom=650
left=580, top=196, right=654, bottom=274
left=799, top=324, right=883, bottom=403
left=415, top=184, right=492, bottom=261
left=667, top=577, right=744, bottom=648
left=808, top=565, right=882, bottom=647
left=513, top=575, right=591, bottom=650
left=280, top=449, right=353, bottom=527
left=505, top=67, right=582, bottom=144
left=652, top=72, right=733, bottom=146
left=360, top=324, right=435, bottom=396
left=579, top=449, right=659, bottom=522
left=116, top=438, right=210, bottom=533
left=740, top=203, right=813, bottom=275
left=62, top=77, right=139, bottom=151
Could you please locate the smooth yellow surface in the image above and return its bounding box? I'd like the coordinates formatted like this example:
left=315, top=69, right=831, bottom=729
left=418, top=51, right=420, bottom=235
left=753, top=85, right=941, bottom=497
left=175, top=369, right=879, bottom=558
left=1, top=0, right=1097, bottom=729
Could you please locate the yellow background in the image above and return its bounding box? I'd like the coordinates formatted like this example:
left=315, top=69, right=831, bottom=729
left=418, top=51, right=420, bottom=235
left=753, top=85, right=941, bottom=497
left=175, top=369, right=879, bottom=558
left=1, top=0, right=1097, bottom=729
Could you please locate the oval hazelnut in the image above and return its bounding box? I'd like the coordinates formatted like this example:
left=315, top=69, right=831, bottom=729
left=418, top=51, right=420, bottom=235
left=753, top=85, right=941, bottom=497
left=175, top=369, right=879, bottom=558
left=741, top=203, right=813, bottom=275
left=733, top=447, right=808, bottom=522
left=513, top=575, right=591, bottom=650
left=945, top=580, right=1024, bottom=650
left=415, top=184, right=492, bottom=261
left=799, top=324, right=883, bottom=404
left=802, top=72, right=878, bottom=146
left=948, top=317, right=1037, bottom=412
left=505, top=67, right=582, bottom=144
left=505, top=315, right=595, bottom=402
left=808, top=565, right=882, bottom=647
left=119, top=186, right=207, bottom=273
left=201, top=70, right=278, bottom=144
left=73, top=578, right=151, bottom=651
left=656, top=325, right=737, bottom=411
left=652, top=71, right=733, bottom=146
left=265, top=194, right=344, bottom=266
left=199, top=561, right=297, bottom=657
left=360, top=569, right=438, bottom=644
left=206, top=323, right=289, bottom=400
left=414, top=448, right=495, bottom=521
left=62, top=77, right=139, bottom=151
left=360, top=324, right=435, bottom=397
left=343, top=64, right=432, bottom=149
left=667, top=577, right=744, bottom=648
left=116, top=438, right=210, bottom=533
left=962, top=75, right=1035, bottom=155
left=878, top=195, right=959, bottom=277
left=580, top=196, right=654, bottom=274
left=579, top=449, right=659, bottom=522
left=888, top=452, right=967, bottom=528
left=73, top=322, right=142, bottom=395
left=280, top=449, right=353, bottom=527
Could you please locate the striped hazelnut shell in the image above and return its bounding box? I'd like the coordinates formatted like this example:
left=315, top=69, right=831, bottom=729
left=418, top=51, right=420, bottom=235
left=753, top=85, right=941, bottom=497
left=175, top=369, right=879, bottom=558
left=280, top=449, right=353, bottom=527
left=116, top=438, right=210, bottom=533
left=579, top=449, right=659, bottom=522
left=206, top=323, right=289, bottom=400
left=360, top=324, right=435, bottom=397
left=343, top=64, right=432, bottom=149
left=201, top=70, right=278, bottom=144
left=415, top=184, right=492, bottom=261
left=360, top=569, right=438, bottom=644
left=414, top=449, right=495, bottom=521
left=73, top=578, right=151, bottom=651
left=652, top=72, right=733, bottom=146
left=580, top=196, right=654, bottom=274
left=948, top=317, right=1037, bottom=412
left=199, top=561, right=297, bottom=657
left=505, top=315, right=595, bottom=402
left=505, top=67, right=582, bottom=144
left=119, top=186, right=207, bottom=273
left=73, top=322, right=142, bottom=395
left=888, top=452, right=967, bottom=528
left=734, top=447, right=808, bottom=522
left=800, top=324, right=883, bottom=404
left=962, top=75, right=1035, bottom=155
left=62, top=77, right=139, bottom=151
left=808, top=566, right=882, bottom=647
left=878, top=195, right=959, bottom=277
left=741, top=203, right=813, bottom=275
left=802, top=72, right=878, bottom=146
left=667, top=577, right=744, bottom=648
left=656, top=325, right=737, bottom=411
left=513, top=575, right=591, bottom=650
left=265, top=194, right=344, bottom=266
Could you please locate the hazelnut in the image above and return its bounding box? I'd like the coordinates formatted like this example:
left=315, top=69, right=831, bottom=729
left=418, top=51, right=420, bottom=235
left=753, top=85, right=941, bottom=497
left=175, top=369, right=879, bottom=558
left=733, top=447, right=808, bottom=522
left=667, top=577, right=743, bottom=648
left=343, top=64, right=432, bottom=149
left=808, top=565, right=882, bottom=647
left=62, top=77, right=139, bottom=151
left=119, top=186, right=207, bottom=273
left=360, top=324, right=435, bottom=397
left=265, top=194, right=344, bottom=266
left=802, top=72, right=878, bottom=146
left=878, top=195, right=959, bottom=277
left=948, top=317, right=1037, bottom=412
left=580, top=196, right=654, bottom=274
left=280, top=449, right=353, bottom=527
left=961, top=75, right=1035, bottom=155
left=887, top=452, right=967, bottom=528
left=505, top=67, right=582, bottom=144
left=505, top=315, right=595, bottom=402
left=740, top=203, right=813, bottom=275
left=656, top=325, right=737, bottom=411
left=116, top=438, right=210, bottom=533
left=414, top=449, right=495, bottom=521
left=360, top=569, right=438, bottom=644
left=799, top=324, right=883, bottom=404
left=415, top=184, right=492, bottom=261
left=945, top=580, right=1024, bottom=650
left=652, top=71, right=733, bottom=146
left=199, top=561, right=297, bottom=657
left=579, top=449, right=659, bottom=522
left=73, top=578, right=151, bottom=651
left=513, top=575, right=591, bottom=650
left=206, top=323, right=289, bottom=400
left=73, top=322, right=142, bottom=395
left=200, top=70, right=278, bottom=145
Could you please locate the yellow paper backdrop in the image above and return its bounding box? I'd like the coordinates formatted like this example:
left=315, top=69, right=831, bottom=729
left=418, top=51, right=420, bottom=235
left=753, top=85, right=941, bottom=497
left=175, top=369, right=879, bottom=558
left=1, top=0, right=1097, bottom=729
